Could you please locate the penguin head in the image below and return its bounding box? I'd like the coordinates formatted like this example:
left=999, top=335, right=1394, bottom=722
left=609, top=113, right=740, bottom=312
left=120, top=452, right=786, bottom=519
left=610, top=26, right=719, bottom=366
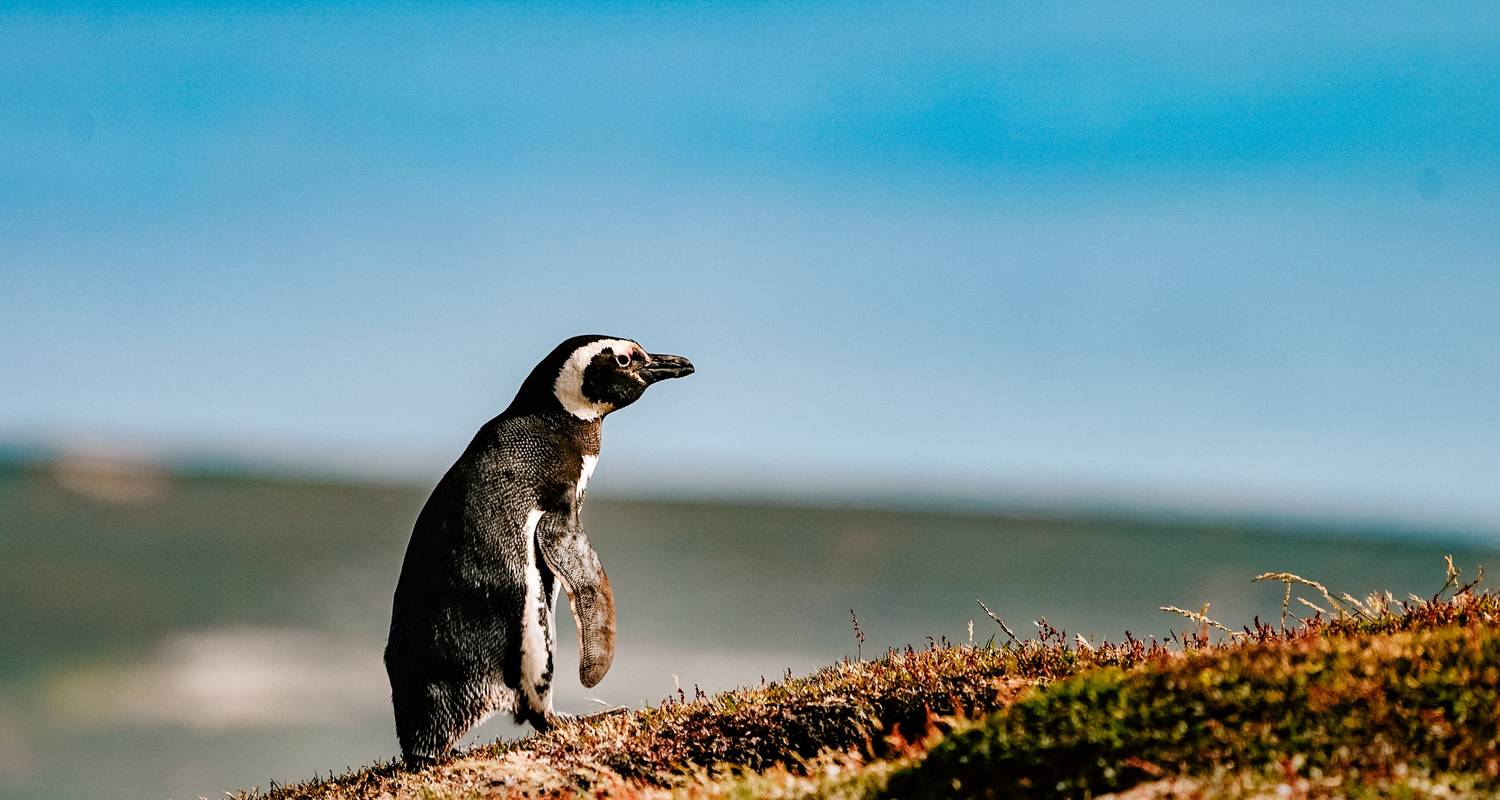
left=511, top=335, right=694, bottom=420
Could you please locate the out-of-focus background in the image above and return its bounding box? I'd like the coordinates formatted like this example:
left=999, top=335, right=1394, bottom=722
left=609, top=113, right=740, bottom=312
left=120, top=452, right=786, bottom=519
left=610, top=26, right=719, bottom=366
left=3, top=4, right=1498, bottom=799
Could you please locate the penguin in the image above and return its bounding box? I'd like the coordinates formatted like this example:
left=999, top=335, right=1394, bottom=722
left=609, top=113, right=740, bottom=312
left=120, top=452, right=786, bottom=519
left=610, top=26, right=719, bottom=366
left=383, top=335, right=694, bottom=766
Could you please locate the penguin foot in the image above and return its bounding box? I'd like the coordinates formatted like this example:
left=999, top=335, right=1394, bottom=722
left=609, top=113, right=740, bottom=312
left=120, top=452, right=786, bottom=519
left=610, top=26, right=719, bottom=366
left=582, top=707, right=631, bottom=721
left=401, top=752, right=440, bottom=771
left=534, top=711, right=574, bottom=732
left=534, top=708, right=629, bottom=732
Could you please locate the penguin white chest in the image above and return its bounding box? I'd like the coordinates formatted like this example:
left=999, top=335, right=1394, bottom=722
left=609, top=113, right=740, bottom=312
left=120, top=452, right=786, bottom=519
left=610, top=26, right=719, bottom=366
left=576, top=454, right=598, bottom=501
left=518, top=508, right=549, bottom=710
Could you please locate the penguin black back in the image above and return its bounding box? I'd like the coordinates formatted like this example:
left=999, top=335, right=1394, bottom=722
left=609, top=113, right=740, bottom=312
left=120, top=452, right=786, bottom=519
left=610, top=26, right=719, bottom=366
left=384, top=335, right=694, bottom=765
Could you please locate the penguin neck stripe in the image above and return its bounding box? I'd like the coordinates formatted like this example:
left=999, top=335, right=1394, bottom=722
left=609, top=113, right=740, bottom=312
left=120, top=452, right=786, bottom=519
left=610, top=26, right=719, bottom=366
left=553, top=338, right=634, bottom=421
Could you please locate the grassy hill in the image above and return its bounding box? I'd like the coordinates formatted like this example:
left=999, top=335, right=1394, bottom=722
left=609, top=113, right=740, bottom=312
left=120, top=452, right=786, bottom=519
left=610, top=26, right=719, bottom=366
left=8, top=459, right=1498, bottom=799
left=240, top=562, right=1500, bottom=800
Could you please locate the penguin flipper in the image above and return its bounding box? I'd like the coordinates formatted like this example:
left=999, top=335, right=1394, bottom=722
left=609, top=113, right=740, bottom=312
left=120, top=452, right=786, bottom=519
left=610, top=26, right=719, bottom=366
left=535, top=513, right=616, bottom=688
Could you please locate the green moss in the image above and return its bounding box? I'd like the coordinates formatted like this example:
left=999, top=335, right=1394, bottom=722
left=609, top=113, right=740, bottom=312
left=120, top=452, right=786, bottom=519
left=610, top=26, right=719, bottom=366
left=883, top=621, right=1500, bottom=799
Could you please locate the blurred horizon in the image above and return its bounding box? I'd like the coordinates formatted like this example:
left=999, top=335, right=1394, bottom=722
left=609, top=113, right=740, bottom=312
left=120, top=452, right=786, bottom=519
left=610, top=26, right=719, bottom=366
left=2, top=441, right=1496, bottom=545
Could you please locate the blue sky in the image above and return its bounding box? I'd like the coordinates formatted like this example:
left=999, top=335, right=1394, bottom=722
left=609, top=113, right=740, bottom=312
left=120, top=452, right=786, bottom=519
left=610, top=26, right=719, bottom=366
left=3, top=3, right=1499, bottom=529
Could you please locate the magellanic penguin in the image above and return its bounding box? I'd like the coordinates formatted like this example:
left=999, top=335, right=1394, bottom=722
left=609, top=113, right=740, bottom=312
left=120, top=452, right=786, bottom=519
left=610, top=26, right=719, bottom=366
left=384, top=335, right=694, bottom=765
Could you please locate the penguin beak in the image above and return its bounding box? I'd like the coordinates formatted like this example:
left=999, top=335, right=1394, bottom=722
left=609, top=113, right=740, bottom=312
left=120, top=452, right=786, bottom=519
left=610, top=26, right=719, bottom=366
left=640, top=353, right=695, bottom=384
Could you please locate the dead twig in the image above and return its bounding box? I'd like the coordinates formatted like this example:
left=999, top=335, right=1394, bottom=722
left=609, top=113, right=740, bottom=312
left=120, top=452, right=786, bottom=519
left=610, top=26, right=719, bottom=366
left=1160, top=604, right=1240, bottom=637
left=976, top=599, right=1020, bottom=645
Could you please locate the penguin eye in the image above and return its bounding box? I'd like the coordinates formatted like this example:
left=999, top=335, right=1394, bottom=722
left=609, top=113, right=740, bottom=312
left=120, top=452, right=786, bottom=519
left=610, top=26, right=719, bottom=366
left=614, top=352, right=632, bottom=368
